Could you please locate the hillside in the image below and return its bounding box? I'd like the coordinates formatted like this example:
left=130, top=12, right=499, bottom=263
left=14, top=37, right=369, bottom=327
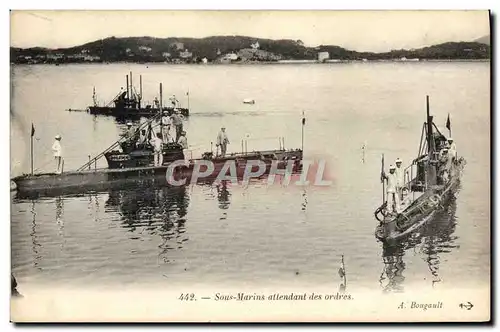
left=374, top=42, right=490, bottom=60
left=474, top=35, right=490, bottom=45
left=10, top=36, right=491, bottom=64
left=63, top=36, right=316, bottom=61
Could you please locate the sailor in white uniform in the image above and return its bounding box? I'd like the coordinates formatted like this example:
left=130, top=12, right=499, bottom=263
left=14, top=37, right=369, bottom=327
left=150, top=132, right=163, bottom=166
left=161, top=111, right=173, bottom=143
left=177, top=131, right=189, bottom=162
left=439, top=148, right=451, bottom=183
left=384, top=165, right=400, bottom=213
left=216, top=127, right=229, bottom=157
left=124, top=122, right=136, bottom=141
left=395, top=158, right=405, bottom=200
left=52, top=135, right=63, bottom=174
left=447, top=137, right=457, bottom=162
left=170, top=95, right=179, bottom=108
left=136, top=129, right=148, bottom=148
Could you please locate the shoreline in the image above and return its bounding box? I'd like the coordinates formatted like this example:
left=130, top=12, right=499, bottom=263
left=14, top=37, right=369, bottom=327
left=10, top=58, right=491, bottom=66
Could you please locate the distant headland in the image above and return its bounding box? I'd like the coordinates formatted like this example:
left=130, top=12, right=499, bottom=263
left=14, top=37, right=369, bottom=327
left=11, top=35, right=490, bottom=65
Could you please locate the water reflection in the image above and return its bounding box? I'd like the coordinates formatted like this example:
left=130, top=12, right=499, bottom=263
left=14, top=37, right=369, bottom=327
left=104, top=180, right=189, bottom=232
left=104, top=180, right=190, bottom=264
left=417, top=196, right=459, bottom=288
left=380, top=244, right=406, bottom=293
left=216, top=181, right=231, bottom=210
left=301, top=188, right=308, bottom=211
left=92, top=114, right=98, bottom=133
left=55, top=196, right=65, bottom=241
left=88, top=193, right=102, bottom=223
left=17, top=177, right=239, bottom=272
left=379, top=194, right=459, bottom=292
left=29, top=201, right=42, bottom=270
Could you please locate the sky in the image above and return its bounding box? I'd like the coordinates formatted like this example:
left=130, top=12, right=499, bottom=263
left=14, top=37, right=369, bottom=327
left=10, top=10, right=490, bottom=52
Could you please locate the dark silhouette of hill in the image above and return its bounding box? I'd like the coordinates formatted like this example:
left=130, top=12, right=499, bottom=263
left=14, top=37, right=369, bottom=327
left=68, top=36, right=315, bottom=61
left=10, top=35, right=491, bottom=64
left=372, top=41, right=490, bottom=60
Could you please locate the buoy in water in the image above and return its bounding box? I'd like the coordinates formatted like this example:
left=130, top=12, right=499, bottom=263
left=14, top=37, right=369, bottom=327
left=243, top=99, right=255, bottom=105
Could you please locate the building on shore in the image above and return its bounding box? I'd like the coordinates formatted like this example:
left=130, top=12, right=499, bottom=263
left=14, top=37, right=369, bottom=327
left=179, top=49, right=193, bottom=59
left=397, top=57, right=420, bottom=62
left=251, top=41, right=260, bottom=49
left=222, top=53, right=238, bottom=61
left=170, top=42, right=184, bottom=51
left=318, top=51, right=330, bottom=62
left=47, top=53, right=64, bottom=61
left=138, top=46, right=152, bottom=53
left=83, top=55, right=101, bottom=62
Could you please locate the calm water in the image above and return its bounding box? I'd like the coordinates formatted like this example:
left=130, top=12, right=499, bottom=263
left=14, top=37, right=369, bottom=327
left=11, top=62, right=490, bottom=292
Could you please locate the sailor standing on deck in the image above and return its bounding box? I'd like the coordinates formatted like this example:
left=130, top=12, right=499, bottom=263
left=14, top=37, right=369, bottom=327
left=52, top=135, right=63, bottom=174
left=439, top=148, right=451, bottom=183
left=178, top=131, right=189, bottom=162
left=161, top=111, right=172, bottom=143
left=383, top=165, right=400, bottom=213
left=124, top=122, right=136, bottom=140
left=447, top=138, right=457, bottom=162
left=171, top=111, right=183, bottom=142
left=150, top=132, right=163, bottom=166
left=216, top=127, right=230, bottom=157
left=136, top=129, right=148, bottom=148
left=395, top=158, right=405, bottom=200
left=170, top=94, right=179, bottom=108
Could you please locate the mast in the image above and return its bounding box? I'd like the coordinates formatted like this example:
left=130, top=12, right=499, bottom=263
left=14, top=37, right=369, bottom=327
left=30, top=125, right=34, bottom=175
left=381, top=154, right=385, bottom=205
left=139, top=75, right=143, bottom=108
left=159, top=83, right=163, bottom=109
left=126, top=74, right=129, bottom=100
left=159, top=83, right=163, bottom=140
left=301, top=111, right=305, bottom=152
left=130, top=71, right=133, bottom=99
left=425, top=95, right=437, bottom=187
left=426, top=95, right=434, bottom=157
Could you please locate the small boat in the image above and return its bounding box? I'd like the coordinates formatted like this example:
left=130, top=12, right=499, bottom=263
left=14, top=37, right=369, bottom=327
left=374, top=96, right=466, bottom=244
left=88, top=103, right=189, bottom=118
left=243, top=98, right=255, bottom=105
left=87, top=72, right=189, bottom=118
